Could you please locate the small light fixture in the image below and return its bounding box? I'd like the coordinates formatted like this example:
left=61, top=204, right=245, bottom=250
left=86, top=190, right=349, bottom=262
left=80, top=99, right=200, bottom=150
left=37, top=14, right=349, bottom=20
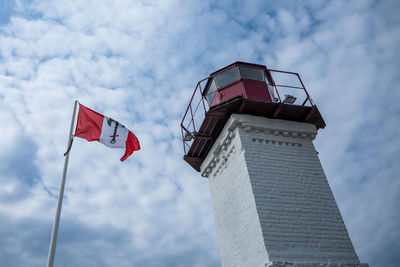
left=283, top=94, right=297, bottom=104
left=184, top=131, right=194, bottom=142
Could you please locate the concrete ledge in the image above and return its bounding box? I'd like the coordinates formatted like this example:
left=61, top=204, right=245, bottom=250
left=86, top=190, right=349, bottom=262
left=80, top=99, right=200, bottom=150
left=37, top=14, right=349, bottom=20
left=265, top=262, right=369, bottom=267
left=230, top=114, right=318, bottom=139
left=200, top=114, right=318, bottom=178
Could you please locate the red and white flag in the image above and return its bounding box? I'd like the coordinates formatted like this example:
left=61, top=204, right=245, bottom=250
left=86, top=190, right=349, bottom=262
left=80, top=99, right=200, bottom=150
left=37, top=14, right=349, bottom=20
left=74, top=104, right=140, bottom=161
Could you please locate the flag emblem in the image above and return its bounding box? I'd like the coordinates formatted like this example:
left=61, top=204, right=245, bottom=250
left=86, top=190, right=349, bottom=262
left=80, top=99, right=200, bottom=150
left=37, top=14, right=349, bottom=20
left=74, top=104, right=140, bottom=161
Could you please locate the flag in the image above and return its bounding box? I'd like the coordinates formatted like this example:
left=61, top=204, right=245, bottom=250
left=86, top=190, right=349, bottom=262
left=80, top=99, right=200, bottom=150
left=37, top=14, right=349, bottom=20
left=74, top=103, right=140, bottom=161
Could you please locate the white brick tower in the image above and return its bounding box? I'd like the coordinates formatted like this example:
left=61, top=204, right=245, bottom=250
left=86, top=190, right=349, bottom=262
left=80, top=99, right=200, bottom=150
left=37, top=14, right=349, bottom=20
left=201, top=114, right=366, bottom=267
left=180, top=62, right=368, bottom=267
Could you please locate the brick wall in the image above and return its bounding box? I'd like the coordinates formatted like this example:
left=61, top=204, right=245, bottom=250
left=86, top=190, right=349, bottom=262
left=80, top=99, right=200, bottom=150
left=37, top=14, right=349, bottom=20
left=205, top=130, right=270, bottom=267
left=201, top=114, right=364, bottom=267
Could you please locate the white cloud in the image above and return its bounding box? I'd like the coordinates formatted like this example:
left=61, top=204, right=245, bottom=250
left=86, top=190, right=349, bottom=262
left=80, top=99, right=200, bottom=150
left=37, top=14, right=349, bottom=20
left=0, top=0, right=399, bottom=266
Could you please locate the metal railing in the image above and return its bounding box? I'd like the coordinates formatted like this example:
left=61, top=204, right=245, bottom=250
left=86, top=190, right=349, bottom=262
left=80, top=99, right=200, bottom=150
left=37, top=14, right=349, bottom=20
left=180, top=68, right=314, bottom=154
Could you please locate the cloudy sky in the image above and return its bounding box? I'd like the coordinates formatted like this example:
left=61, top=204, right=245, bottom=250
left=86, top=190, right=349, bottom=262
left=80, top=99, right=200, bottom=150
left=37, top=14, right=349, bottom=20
left=0, top=0, right=399, bottom=266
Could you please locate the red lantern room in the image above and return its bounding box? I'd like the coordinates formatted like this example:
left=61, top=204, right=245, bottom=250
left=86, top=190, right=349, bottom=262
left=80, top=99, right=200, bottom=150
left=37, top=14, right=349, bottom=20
left=181, top=61, right=325, bottom=171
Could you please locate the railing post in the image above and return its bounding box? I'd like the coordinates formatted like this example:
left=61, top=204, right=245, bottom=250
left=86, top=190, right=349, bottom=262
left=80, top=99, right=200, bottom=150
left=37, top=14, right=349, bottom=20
left=267, top=70, right=281, bottom=103
left=297, top=74, right=313, bottom=106
left=189, top=102, right=195, bottom=132
left=274, top=85, right=282, bottom=102
left=199, top=83, right=207, bottom=115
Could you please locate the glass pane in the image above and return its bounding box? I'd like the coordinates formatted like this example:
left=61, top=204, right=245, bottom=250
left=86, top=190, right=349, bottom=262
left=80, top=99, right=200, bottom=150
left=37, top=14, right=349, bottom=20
left=268, top=85, right=279, bottom=102
left=239, top=66, right=266, bottom=82
left=206, top=92, right=216, bottom=105
left=204, top=79, right=217, bottom=105
left=207, top=79, right=217, bottom=93
left=214, top=67, right=238, bottom=88
left=265, top=71, right=273, bottom=84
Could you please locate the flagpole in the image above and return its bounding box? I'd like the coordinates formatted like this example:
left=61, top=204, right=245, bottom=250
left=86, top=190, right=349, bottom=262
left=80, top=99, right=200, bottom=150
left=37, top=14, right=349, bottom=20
left=46, top=100, right=78, bottom=267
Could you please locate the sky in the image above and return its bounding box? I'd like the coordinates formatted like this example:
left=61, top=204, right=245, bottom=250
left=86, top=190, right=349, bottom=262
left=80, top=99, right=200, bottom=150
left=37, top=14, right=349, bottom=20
left=0, top=0, right=399, bottom=266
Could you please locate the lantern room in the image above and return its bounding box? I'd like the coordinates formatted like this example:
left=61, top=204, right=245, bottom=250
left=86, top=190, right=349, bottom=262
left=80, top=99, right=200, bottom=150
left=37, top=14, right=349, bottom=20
left=181, top=61, right=326, bottom=172
left=204, top=62, right=276, bottom=107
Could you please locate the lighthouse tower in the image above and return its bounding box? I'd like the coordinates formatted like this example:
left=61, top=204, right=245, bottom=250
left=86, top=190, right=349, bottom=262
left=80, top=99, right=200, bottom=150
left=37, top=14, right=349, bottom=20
left=181, top=62, right=367, bottom=267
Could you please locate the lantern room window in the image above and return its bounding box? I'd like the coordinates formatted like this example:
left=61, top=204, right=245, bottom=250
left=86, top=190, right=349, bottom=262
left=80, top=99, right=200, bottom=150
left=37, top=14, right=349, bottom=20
left=214, top=67, right=239, bottom=88
left=204, top=67, right=239, bottom=105
left=239, top=66, right=266, bottom=82
left=205, top=79, right=217, bottom=104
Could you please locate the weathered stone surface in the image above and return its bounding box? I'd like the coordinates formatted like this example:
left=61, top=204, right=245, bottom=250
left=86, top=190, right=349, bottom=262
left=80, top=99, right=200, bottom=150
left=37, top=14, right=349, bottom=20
left=201, top=114, right=367, bottom=267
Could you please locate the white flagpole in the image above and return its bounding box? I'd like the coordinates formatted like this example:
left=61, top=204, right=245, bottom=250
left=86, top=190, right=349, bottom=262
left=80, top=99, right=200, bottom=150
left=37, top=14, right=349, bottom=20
left=46, top=100, right=78, bottom=267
